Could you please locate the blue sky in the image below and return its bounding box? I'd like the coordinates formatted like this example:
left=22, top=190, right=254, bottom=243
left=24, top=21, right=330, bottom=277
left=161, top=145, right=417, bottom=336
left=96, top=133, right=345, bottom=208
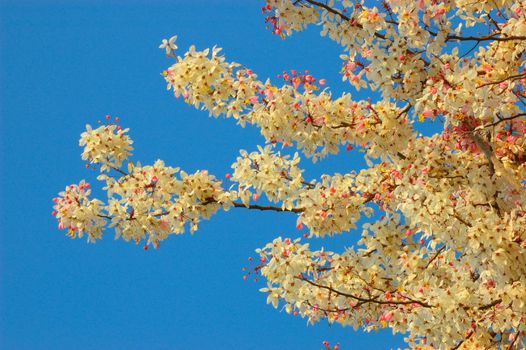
left=0, top=1, right=407, bottom=349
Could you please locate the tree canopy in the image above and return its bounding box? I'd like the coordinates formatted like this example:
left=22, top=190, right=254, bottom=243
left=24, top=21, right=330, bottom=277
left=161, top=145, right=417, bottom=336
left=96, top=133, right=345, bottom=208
left=53, top=1, right=526, bottom=348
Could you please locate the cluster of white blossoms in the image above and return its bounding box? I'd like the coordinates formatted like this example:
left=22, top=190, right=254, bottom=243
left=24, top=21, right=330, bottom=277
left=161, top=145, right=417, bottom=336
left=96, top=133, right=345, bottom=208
left=163, top=43, right=415, bottom=161
left=231, top=146, right=304, bottom=203
left=79, top=122, right=133, bottom=172
left=52, top=180, right=106, bottom=242
left=55, top=0, right=526, bottom=348
left=61, top=124, right=245, bottom=248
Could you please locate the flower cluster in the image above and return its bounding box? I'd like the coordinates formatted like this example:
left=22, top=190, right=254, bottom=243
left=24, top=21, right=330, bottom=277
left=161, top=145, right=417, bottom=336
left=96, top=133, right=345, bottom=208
left=80, top=121, right=133, bottom=172
left=231, top=146, right=304, bottom=203
left=52, top=181, right=106, bottom=242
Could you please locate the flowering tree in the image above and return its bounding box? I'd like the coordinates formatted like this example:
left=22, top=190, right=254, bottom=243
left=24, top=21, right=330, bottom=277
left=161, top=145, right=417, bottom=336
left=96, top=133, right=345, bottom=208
left=52, top=1, right=526, bottom=348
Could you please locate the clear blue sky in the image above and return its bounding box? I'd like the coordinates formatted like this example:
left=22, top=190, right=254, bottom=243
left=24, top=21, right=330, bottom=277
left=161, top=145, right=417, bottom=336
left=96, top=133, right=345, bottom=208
left=0, top=1, right=406, bottom=349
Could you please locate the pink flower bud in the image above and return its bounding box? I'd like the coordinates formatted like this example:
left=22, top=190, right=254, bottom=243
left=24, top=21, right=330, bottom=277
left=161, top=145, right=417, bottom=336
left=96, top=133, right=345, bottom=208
left=422, top=110, right=434, bottom=118
left=435, top=7, right=446, bottom=17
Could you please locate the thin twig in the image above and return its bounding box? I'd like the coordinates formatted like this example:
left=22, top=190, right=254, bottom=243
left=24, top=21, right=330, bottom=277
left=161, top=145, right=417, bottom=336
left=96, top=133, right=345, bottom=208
left=297, top=276, right=433, bottom=308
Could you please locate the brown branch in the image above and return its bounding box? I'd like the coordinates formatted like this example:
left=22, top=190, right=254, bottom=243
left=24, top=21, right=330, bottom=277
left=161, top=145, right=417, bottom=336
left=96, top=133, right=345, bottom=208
left=477, top=113, right=526, bottom=129
left=302, top=0, right=387, bottom=41
left=451, top=330, right=474, bottom=350
left=331, top=121, right=355, bottom=129
left=452, top=210, right=473, bottom=227
left=397, top=104, right=412, bottom=118
left=428, top=174, right=464, bottom=180
left=478, top=299, right=502, bottom=311
left=477, top=73, right=526, bottom=89
left=507, top=330, right=520, bottom=350
left=447, top=34, right=526, bottom=42
left=301, top=181, right=316, bottom=189
left=97, top=199, right=304, bottom=223
left=107, top=163, right=129, bottom=176
left=469, top=130, right=524, bottom=192
left=232, top=202, right=304, bottom=213
left=424, top=246, right=446, bottom=269
left=296, top=276, right=433, bottom=308
left=281, top=173, right=316, bottom=189
left=305, top=300, right=350, bottom=314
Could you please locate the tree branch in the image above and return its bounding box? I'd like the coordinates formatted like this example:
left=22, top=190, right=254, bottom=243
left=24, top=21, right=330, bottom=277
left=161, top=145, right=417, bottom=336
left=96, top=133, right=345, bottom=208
left=476, top=113, right=526, bottom=129
left=232, top=202, right=304, bottom=213
left=447, top=34, right=526, bottom=42
left=451, top=330, right=474, bottom=350
left=108, top=164, right=129, bottom=176
left=507, top=330, right=520, bottom=350
left=478, top=299, right=502, bottom=311
left=424, top=245, right=446, bottom=269
left=297, top=276, right=433, bottom=308
left=477, top=73, right=526, bottom=89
